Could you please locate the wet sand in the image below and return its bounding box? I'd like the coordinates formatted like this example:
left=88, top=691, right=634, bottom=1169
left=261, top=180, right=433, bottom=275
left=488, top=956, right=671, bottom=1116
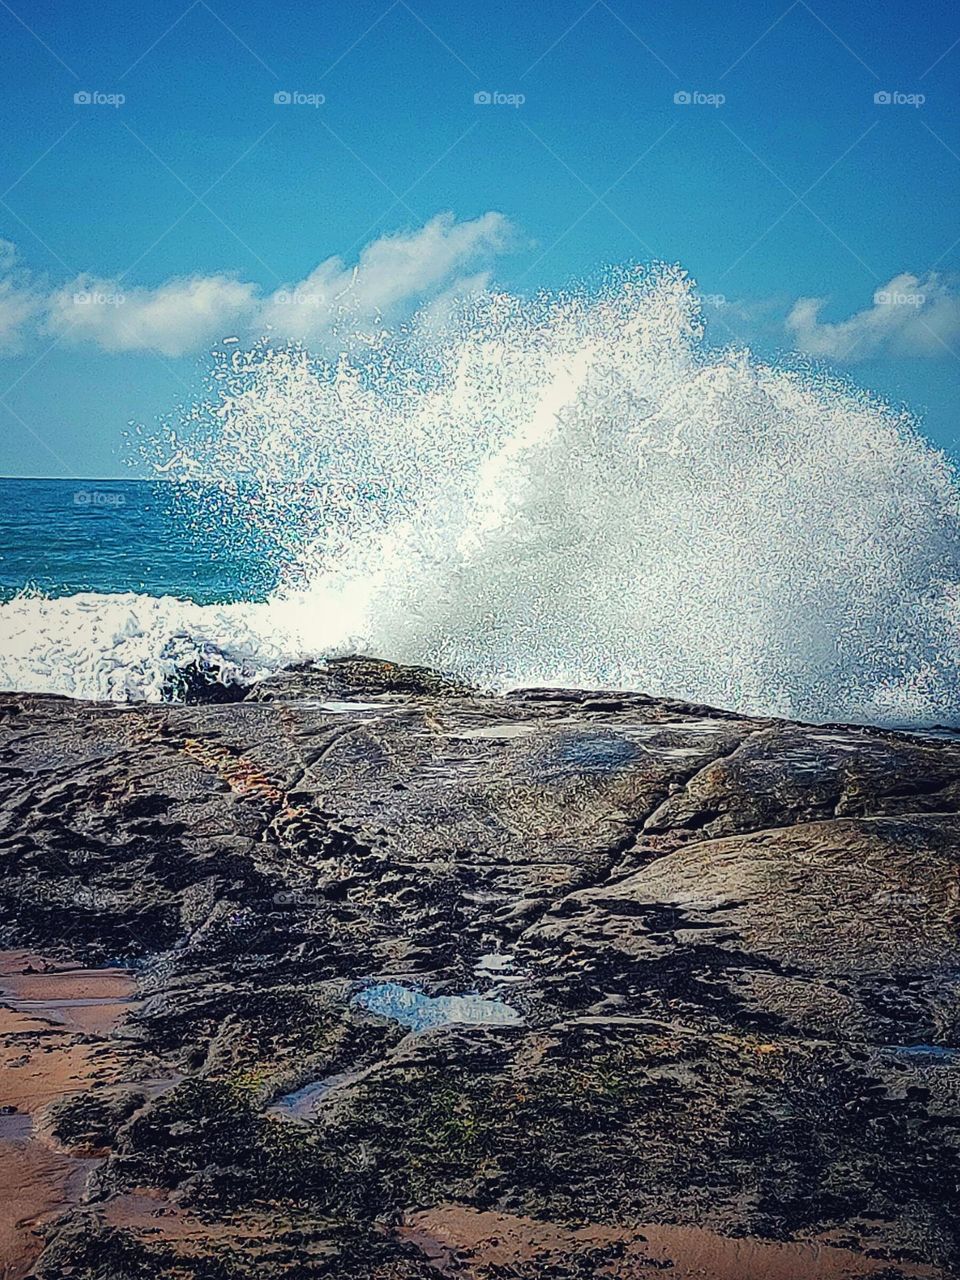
left=400, top=1206, right=938, bottom=1279
left=0, top=1139, right=98, bottom=1280
left=0, top=950, right=138, bottom=1038
left=0, top=951, right=139, bottom=1280
left=102, top=1189, right=261, bottom=1249
left=99, top=1190, right=287, bottom=1269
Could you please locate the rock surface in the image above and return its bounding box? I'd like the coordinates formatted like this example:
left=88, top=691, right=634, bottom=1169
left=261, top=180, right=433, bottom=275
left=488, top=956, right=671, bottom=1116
left=0, top=657, right=958, bottom=1278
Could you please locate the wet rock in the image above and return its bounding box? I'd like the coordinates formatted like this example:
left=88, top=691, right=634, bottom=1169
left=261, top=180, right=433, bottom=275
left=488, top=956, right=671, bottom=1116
left=44, top=1085, right=148, bottom=1156
left=0, top=658, right=957, bottom=1277
left=164, top=657, right=249, bottom=706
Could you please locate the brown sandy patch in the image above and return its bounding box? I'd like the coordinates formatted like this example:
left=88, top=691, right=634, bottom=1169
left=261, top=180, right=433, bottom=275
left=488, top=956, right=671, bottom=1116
left=0, top=1137, right=98, bottom=1280
left=0, top=953, right=142, bottom=1279
left=0, top=952, right=71, bottom=978
left=98, top=1193, right=348, bottom=1273
left=400, top=1206, right=939, bottom=1279
left=0, top=1006, right=130, bottom=1115
left=102, top=1190, right=271, bottom=1256
left=0, top=951, right=138, bottom=1038
left=182, top=738, right=284, bottom=806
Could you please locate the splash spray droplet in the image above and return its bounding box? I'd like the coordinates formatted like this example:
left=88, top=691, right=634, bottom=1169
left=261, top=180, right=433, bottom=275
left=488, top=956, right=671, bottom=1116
left=2, top=264, right=959, bottom=724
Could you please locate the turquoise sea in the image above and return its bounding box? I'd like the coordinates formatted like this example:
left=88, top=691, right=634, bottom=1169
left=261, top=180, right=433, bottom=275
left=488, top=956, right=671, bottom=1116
left=0, top=478, right=279, bottom=604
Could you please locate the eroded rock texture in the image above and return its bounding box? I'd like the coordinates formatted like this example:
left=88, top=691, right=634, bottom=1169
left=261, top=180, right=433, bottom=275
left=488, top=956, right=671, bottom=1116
left=0, top=658, right=958, bottom=1278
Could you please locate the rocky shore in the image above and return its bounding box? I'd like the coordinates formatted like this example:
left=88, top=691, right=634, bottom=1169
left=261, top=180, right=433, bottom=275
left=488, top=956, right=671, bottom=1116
left=0, top=657, right=958, bottom=1278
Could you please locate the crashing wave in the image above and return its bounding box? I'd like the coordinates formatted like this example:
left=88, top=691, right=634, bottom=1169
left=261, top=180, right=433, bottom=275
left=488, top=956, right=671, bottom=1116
left=2, top=265, right=959, bottom=724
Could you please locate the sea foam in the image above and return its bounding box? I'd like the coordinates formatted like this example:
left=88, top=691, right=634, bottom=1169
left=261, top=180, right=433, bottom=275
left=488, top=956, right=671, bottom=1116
left=2, top=265, right=959, bottom=724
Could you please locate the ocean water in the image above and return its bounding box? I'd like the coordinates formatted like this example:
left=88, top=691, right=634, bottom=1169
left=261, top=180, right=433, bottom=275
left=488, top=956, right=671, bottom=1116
left=0, top=478, right=280, bottom=604
left=1, top=265, right=959, bottom=723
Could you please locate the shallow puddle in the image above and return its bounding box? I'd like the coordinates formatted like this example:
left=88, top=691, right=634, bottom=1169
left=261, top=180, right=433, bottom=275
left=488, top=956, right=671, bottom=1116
left=266, top=1069, right=362, bottom=1121
left=319, top=700, right=385, bottom=713
left=352, top=982, right=522, bottom=1031
left=0, top=1109, right=32, bottom=1140
left=455, top=722, right=541, bottom=741
left=882, top=1043, right=959, bottom=1065
left=537, top=731, right=644, bottom=777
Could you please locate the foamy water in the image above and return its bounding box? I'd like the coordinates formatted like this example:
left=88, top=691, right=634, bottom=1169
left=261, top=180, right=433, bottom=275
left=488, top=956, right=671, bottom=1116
left=2, top=265, right=959, bottom=724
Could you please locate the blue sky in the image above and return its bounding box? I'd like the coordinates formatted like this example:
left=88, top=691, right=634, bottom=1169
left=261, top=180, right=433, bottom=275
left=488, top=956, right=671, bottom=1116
left=0, top=0, right=958, bottom=476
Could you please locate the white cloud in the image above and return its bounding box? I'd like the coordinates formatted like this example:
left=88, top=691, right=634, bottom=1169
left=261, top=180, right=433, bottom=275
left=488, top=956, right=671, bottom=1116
left=2, top=231, right=955, bottom=371
left=0, top=278, right=43, bottom=354
left=258, top=211, right=512, bottom=343
left=45, top=274, right=259, bottom=358
left=0, top=241, right=44, bottom=354
left=0, top=213, right=514, bottom=358
left=786, top=272, right=960, bottom=361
